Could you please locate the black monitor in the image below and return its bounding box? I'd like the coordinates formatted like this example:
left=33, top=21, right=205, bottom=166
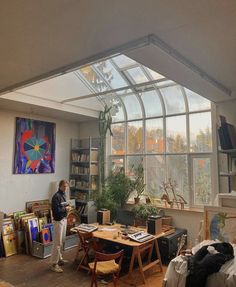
left=116, top=209, right=135, bottom=227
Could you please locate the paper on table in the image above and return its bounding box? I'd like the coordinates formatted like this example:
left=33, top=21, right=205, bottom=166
left=99, top=227, right=118, bottom=232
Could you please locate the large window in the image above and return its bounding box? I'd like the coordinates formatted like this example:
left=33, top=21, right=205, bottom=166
left=74, top=53, right=215, bottom=208
left=110, top=84, right=214, bottom=207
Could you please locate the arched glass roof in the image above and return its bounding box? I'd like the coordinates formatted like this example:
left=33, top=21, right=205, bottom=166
left=13, top=53, right=210, bottom=120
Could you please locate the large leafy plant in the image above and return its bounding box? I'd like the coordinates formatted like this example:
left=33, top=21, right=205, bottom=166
left=95, top=168, right=135, bottom=219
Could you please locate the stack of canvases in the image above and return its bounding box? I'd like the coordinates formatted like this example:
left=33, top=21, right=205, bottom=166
left=0, top=200, right=53, bottom=257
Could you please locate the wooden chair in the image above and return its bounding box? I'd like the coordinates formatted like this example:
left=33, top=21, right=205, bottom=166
left=88, top=249, right=124, bottom=287
left=75, top=230, right=98, bottom=271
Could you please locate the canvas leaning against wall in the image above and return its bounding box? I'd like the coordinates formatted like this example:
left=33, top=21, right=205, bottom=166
left=14, top=117, right=56, bottom=174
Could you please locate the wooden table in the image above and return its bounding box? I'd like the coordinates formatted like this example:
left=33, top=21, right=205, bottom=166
left=92, top=224, right=174, bottom=284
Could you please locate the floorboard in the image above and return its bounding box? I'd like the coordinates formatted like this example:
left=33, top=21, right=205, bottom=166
left=0, top=248, right=166, bottom=287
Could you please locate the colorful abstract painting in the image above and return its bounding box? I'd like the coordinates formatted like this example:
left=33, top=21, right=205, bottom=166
left=14, top=118, right=56, bottom=174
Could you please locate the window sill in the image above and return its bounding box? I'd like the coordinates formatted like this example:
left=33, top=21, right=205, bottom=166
left=126, top=202, right=203, bottom=213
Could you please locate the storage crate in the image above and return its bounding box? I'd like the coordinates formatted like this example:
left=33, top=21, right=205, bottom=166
left=32, top=241, right=53, bottom=259
left=63, top=234, right=79, bottom=250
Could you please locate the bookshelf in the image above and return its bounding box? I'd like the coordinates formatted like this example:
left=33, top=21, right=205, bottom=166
left=218, top=149, right=236, bottom=193
left=69, top=137, right=99, bottom=223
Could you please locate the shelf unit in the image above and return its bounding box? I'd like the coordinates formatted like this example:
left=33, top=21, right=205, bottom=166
left=218, top=149, right=236, bottom=193
left=69, top=137, right=99, bottom=223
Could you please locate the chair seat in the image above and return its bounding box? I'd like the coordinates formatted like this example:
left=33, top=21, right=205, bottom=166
left=89, top=260, right=119, bottom=274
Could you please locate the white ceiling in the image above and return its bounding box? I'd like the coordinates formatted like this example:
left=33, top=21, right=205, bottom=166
left=1, top=1, right=236, bottom=121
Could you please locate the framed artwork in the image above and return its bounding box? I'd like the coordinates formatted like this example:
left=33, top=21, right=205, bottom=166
left=2, top=220, right=14, bottom=236
left=41, top=228, right=51, bottom=244
left=43, top=223, right=54, bottom=241
left=13, top=117, right=56, bottom=174
left=27, top=217, right=39, bottom=244
left=25, top=199, right=50, bottom=213
left=204, top=205, right=236, bottom=243
left=3, top=233, right=17, bottom=257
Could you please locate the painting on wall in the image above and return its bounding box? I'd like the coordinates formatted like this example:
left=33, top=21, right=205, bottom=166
left=14, top=118, right=56, bottom=174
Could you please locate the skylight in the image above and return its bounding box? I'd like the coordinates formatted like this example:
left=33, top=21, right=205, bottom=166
left=10, top=53, right=209, bottom=121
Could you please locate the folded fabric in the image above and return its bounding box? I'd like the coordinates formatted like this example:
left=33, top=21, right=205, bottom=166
left=185, top=242, right=234, bottom=287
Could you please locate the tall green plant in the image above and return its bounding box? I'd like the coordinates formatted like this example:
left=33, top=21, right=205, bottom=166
left=99, top=104, right=113, bottom=189
left=95, top=167, right=135, bottom=220
left=105, top=167, right=135, bottom=208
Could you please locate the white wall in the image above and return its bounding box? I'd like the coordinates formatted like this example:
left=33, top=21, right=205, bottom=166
left=78, top=120, right=99, bottom=138
left=0, top=110, right=79, bottom=214
left=217, top=100, right=236, bottom=126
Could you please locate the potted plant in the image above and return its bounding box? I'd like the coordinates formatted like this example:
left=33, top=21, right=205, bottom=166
left=133, top=163, right=145, bottom=204
left=95, top=187, right=118, bottom=221
left=95, top=167, right=135, bottom=220
left=132, top=204, right=159, bottom=226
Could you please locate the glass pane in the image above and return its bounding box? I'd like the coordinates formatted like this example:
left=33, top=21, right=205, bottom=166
left=185, top=88, right=211, bottom=112
left=94, top=60, right=128, bottom=89
left=126, top=67, right=149, bottom=84
left=127, top=156, right=143, bottom=178
left=127, top=121, right=143, bottom=154
left=166, top=115, right=187, bottom=153
left=141, top=90, right=163, bottom=117
left=112, top=54, right=136, bottom=69
left=166, top=155, right=189, bottom=204
left=146, top=119, right=164, bottom=153
left=193, top=157, right=211, bottom=205
left=160, top=85, right=185, bottom=115
left=79, top=66, right=109, bottom=92
left=146, top=155, right=165, bottom=199
left=111, top=123, right=125, bottom=155
left=100, top=95, right=125, bottom=122
left=189, top=112, right=212, bottom=152
left=145, top=67, right=165, bottom=80
left=121, top=94, right=142, bottom=120
left=110, top=157, right=124, bottom=172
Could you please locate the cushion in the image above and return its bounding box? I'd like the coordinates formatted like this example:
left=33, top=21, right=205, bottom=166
left=89, top=260, right=119, bottom=274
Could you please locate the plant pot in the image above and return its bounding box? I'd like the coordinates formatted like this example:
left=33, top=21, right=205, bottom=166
left=134, top=197, right=140, bottom=204
left=134, top=218, right=146, bottom=227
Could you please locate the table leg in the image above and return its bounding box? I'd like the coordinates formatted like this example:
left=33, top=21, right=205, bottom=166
left=128, top=246, right=136, bottom=281
left=147, top=240, right=154, bottom=264
left=137, top=248, right=146, bottom=284
left=154, top=239, right=163, bottom=272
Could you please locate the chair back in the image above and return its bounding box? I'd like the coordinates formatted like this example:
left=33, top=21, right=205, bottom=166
left=93, top=249, right=124, bottom=272
left=78, top=230, right=98, bottom=250
left=95, top=249, right=124, bottom=262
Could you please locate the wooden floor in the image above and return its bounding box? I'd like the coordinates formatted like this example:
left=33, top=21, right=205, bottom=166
left=0, top=248, right=166, bottom=287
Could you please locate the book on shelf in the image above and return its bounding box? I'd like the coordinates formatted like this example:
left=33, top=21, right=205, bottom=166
left=91, top=150, right=98, bottom=161
left=90, top=164, right=98, bottom=175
